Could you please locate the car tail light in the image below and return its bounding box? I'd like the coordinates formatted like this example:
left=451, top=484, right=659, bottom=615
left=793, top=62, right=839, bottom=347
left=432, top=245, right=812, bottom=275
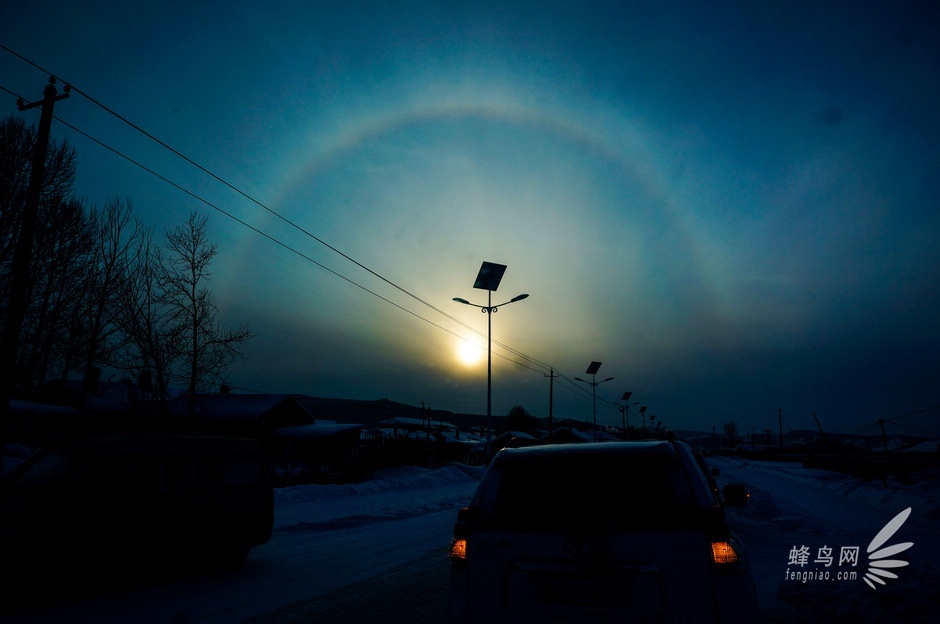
left=449, top=506, right=476, bottom=567
left=449, top=537, right=468, bottom=563
left=710, top=540, right=740, bottom=565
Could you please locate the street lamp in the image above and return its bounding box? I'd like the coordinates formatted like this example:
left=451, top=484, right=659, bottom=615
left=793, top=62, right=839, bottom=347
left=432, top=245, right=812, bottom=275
left=619, top=391, right=639, bottom=438
left=574, top=361, right=613, bottom=441
left=453, top=261, right=528, bottom=461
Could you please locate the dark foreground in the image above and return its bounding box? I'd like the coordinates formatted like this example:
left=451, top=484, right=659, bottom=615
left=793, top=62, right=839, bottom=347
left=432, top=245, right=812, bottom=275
left=242, top=547, right=450, bottom=624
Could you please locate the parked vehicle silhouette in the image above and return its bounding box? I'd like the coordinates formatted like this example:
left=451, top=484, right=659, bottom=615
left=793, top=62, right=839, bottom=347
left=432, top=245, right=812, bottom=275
left=0, top=433, right=275, bottom=578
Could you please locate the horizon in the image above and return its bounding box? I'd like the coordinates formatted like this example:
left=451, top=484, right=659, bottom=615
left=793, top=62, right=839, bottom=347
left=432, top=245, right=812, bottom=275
left=29, top=378, right=939, bottom=445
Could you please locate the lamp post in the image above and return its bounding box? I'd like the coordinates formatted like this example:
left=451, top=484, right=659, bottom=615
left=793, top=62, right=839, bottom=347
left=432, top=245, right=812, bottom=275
left=619, top=391, right=639, bottom=438
left=453, top=261, right=528, bottom=461
left=575, top=361, right=613, bottom=442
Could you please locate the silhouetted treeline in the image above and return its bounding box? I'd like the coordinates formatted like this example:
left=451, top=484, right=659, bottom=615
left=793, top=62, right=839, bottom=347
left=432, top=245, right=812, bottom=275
left=1, top=115, right=251, bottom=416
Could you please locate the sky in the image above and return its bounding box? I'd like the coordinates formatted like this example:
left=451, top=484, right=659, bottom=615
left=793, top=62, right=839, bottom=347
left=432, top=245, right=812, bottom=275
left=3, top=454, right=938, bottom=622
left=1, top=1, right=939, bottom=436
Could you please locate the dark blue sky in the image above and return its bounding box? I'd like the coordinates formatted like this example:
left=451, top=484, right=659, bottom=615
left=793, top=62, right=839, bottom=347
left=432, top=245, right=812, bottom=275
left=2, top=1, right=938, bottom=437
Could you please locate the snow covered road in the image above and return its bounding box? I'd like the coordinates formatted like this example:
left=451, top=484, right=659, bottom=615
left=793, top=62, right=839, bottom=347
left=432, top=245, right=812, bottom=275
left=1, top=464, right=483, bottom=624
left=3, top=458, right=936, bottom=623
left=709, top=457, right=940, bottom=622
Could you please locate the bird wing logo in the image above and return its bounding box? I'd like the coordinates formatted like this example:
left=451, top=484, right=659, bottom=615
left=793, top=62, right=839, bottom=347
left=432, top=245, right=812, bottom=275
left=863, top=507, right=914, bottom=590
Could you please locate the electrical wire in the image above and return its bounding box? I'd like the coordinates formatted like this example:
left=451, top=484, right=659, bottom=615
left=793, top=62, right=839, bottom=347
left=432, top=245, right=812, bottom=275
left=0, top=45, right=591, bottom=407
left=21, top=44, right=933, bottom=428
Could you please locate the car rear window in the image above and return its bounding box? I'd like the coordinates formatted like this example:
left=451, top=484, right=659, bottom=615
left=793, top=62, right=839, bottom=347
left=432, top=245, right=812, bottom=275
left=482, top=452, right=698, bottom=532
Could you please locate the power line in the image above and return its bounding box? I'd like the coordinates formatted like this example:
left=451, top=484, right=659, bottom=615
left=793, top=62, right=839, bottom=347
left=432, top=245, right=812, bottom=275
left=51, top=116, right=496, bottom=351
left=0, top=46, right=573, bottom=392
left=887, top=420, right=940, bottom=438
left=0, top=84, right=26, bottom=100
left=63, top=89, right=564, bottom=374
left=883, top=404, right=940, bottom=423
left=40, top=111, right=573, bottom=411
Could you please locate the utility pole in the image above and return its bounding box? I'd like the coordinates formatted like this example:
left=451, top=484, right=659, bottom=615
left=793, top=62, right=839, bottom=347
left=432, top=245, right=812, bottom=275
left=0, top=77, right=70, bottom=432
left=421, top=401, right=429, bottom=442
left=812, top=411, right=827, bottom=447
left=544, top=368, right=558, bottom=438
left=778, top=407, right=783, bottom=449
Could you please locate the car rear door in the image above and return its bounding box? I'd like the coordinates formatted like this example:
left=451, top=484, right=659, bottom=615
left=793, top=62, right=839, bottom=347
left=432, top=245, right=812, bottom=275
left=466, top=528, right=718, bottom=623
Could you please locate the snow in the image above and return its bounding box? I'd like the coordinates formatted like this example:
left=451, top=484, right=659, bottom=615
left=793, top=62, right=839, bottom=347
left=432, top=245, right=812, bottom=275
left=2, top=452, right=938, bottom=622
left=709, top=457, right=940, bottom=622
left=273, top=463, right=485, bottom=530
left=272, top=456, right=940, bottom=623
left=265, top=456, right=940, bottom=623
left=1, top=461, right=485, bottom=624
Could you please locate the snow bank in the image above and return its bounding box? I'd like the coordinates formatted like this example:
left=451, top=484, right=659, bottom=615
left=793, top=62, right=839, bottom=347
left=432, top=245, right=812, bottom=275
left=273, top=464, right=484, bottom=531
left=723, top=459, right=940, bottom=523
left=711, top=457, right=940, bottom=623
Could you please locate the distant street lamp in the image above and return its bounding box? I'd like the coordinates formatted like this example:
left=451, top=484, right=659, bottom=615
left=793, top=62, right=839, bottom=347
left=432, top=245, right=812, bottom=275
left=619, top=391, right=639, bottom=438
left=575, top=361, right=613, bottom=441
left=453, top=261, right=528, bottom=460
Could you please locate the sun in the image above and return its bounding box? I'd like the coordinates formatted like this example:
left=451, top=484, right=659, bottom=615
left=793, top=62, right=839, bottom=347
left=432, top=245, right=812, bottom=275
left=456, top=340, right=484, bottom=366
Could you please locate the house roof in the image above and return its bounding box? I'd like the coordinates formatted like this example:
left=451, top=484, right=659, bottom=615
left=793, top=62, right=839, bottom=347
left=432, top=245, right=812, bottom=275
left=171, top=393, right=315, bottom=425
left=273, top=423, right=363, bottom=439
left=380, top=416, right=459, bottom=429
left=9, top=399, right=93, bottom=419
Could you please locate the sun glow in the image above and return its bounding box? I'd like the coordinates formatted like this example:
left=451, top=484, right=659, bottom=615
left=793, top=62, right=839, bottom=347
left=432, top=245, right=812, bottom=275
left=457, top=340, right=484, bottom=366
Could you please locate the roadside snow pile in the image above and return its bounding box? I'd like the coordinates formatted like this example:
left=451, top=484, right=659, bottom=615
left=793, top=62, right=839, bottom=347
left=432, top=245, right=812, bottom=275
left=274, top=464, right=484, bottom=531
left=835, top=471, right=940, bottom=523
left=728, top=460, right=940, bottom=523
left=275, top=464, right=483, bottom=505
left=711, top=458, right=940, bottom=624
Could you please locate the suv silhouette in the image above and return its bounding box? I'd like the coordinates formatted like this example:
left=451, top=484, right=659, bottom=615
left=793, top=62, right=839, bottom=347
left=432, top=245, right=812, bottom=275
left=0, top=433, right=275, bottom=577
left=447, top=439, right=758, bottom=623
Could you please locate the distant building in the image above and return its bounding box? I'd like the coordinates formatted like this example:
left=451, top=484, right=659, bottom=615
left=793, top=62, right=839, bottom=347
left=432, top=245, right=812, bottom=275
left=169, top=393, right=364, bottom=484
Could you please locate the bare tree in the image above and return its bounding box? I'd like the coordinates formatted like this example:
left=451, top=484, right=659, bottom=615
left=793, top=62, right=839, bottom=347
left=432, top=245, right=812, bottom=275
left=505, top=405, right=538, bottom=434
left=72, top=197, right=144, bottom=399
left=3, top=113, right=252, bottom=421
left=0, top=117, right=36, bottom=268
left=160, top=211, right=252, bottom=415
left=22, top=194, right=93, bottom=389
left=0, top=115, right=82, bottom=396
left=114, top=226, right=182, bottom=416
